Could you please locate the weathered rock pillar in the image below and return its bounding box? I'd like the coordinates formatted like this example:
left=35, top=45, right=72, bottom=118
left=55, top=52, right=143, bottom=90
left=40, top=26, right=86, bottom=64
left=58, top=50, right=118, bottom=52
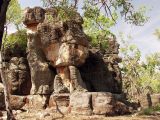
left=23, top=7, right=55, bottom=95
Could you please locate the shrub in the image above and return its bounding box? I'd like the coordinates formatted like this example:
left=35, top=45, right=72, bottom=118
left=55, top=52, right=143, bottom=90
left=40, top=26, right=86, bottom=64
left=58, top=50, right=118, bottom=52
left=4, top=29, right=27, bottom=51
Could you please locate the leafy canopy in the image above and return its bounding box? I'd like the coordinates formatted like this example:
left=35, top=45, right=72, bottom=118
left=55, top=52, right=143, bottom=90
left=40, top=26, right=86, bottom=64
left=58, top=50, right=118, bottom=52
left=41, top=0, right=148, bottom=49
left=4, top=29, right=27, bottom=51
left=6, top=0, right=22, bottom=30
left=119, top=33, right=160, bottom=101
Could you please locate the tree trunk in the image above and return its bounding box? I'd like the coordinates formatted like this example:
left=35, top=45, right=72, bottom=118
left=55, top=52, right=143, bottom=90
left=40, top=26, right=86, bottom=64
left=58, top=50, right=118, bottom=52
left=0, top=0, right=15, bottom=119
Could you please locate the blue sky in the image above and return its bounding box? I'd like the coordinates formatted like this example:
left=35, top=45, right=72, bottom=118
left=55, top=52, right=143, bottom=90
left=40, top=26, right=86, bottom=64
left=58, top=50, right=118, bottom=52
left=111, top=0, right=160, bottom=60
left=9, top=0, right=160, bottom=61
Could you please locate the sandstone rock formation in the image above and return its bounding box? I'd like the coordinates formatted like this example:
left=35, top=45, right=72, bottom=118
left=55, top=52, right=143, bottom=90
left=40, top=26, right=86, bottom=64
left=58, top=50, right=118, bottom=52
left=0, top=83, right=26, bottom=110
left=22, top=7, right=122, bottom=95
left=7, top=57, right=31, bottom=95
left=0, top=6, right=127, bottom=116
left=0, top=6, right=159, bottom=117
left=23, top=7, right=89, bottom=94
left=23, top=7, right=55, bottom=95
left=79, top=37, right=122, bottom=93
left=70, top=92, right=92, bottom=115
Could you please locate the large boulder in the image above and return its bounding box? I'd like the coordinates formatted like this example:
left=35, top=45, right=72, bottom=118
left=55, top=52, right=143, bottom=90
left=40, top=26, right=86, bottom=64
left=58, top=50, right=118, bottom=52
left=37, top=20, right=89, bottom=67
left=23, top=7, right=45, bottom=27
left=92, top=92, right=114, bottom=115
left=10, top=96, right=27, bottom=110
left=70, top=92, right=92, bottom=115
left=0, top=93, right=26, bottom=110
left=23, top=6, right=122, bottom=95
left=69, top=92, right=130, bottom=116
left=139, top=94, right=160, bottom=109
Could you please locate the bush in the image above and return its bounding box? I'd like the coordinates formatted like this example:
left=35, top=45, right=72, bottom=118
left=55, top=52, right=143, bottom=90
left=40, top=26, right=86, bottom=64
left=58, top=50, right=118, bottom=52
left=4, top=29, right=27, bottom=51
left=141, top=104, right=160, bottom=115
left=2, top=30, right=28, bottom=60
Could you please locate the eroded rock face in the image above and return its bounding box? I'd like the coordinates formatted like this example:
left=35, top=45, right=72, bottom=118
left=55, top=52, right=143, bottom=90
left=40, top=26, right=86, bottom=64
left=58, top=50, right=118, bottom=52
left=23, top=7, right=45, bottom=27
left=7, top=57, right=31, bottom=95
left=23, top=7, right=89, bottom=94
left=37, top=20, right=89, bottom=93
left=23, top=7, right=122, bottom=95
left=79, top=37, right=122, bottom=93
left=27, top=27, right=55, bottom=95
left=23, top=7, right=56, bottom=95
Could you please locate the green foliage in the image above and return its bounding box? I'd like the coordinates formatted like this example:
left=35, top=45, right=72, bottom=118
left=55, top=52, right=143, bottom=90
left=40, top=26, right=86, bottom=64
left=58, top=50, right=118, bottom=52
left=112, top=1, right=148, bottom=25
left=41, top=0, right=148, bottom=49
left=4, top=29, right=27, bottom=51
left=142, top=108, right=154, bottom=115
left=42, top=0, right=78, bottom=22
left=141, top=104, right=160, bottom=115
left=6, top=0, right=22, bottom=29
left=82, top=1, right=117, bottom=49
left=120, top=34, right=160, bottom=101
left=56, top=7, right=77, bottom=21
left=127, top=6, right=148, bottom=25
left=154, top=28, right=160, bottom=39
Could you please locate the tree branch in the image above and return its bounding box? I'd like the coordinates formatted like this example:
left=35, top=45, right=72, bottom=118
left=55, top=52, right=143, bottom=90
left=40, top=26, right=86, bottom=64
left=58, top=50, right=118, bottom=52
left=0, top=0, right=15, bottom=119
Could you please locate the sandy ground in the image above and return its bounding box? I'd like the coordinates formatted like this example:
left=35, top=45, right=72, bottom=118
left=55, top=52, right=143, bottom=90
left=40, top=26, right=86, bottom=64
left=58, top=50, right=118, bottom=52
left=1, top=109, right=160, bottom=120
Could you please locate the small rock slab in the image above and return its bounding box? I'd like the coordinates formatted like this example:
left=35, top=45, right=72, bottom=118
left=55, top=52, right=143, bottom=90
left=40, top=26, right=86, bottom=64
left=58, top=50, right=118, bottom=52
left=25, top=94, right=70, bottom=111
left=49, top=93, right=70, bottom=107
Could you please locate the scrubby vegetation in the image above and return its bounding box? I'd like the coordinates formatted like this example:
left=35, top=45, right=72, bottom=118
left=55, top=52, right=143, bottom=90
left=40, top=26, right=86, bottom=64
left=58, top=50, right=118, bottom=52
left=4, top=29, right=27, bottom=51
left=141, top=103, right=160, bottom=115
left=120, top=34, right=160, bottom=101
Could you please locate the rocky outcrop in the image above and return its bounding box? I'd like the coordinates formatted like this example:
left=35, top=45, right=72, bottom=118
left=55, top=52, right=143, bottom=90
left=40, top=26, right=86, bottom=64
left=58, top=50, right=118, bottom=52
left=0, top=6, right=126, bottom=117
left=23, top=7, right=122, bottom=94
left=7, top=57, right=31, bottom=95
left=24, top=7, right=55, bottom=95
left=79, top=37, right=122, bottom=94
left=23, top=7, right=45, bottom=27
left=23, top=7, right=89, bottom=94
